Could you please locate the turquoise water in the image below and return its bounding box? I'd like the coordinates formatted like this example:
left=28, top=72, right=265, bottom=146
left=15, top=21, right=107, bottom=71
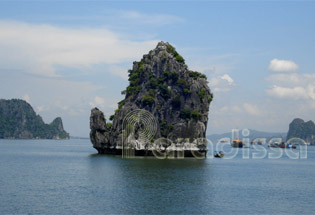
left=1, top=139, right=315, bottom=214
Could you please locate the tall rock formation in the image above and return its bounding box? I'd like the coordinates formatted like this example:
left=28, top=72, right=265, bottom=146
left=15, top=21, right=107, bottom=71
left=90, top=41, right=213, bottom=154
left=0, top=99, right=69, bottom=139
left=287, top=118, right=315, bottom=144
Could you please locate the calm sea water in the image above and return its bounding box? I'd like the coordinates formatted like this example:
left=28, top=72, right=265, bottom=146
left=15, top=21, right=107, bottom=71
left=0, top=139, right=315, bottom=215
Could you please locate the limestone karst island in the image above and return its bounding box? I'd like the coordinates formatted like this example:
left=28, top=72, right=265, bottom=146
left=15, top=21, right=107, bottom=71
left=90, top=41, right=213, bottom=157
left=0, top=99, right=69, bottom=139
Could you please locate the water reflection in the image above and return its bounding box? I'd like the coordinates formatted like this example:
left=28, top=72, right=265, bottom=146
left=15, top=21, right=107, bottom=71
left=87, top=155, right=213, bottom=214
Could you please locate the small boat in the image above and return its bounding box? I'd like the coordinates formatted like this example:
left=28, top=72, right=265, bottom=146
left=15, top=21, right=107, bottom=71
left=219, top=138, right=229, bottom=144
left=268, top=141, right=280, bottom=148
left=214, top=151, right=224, bottom=158
left=231, top=138, right=243, bottom=148
left=279, top=142, right=296, bottom=149
left=269, top=142, right=297, bottom=149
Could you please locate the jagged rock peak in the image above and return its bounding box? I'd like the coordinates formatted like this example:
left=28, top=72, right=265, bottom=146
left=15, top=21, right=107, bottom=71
left=153, top=41, right=178, bottom=55
left=140, top=41, right=186, bottom=65
left=50, top=117, right=64, bottom=131
left=90, top=108, right=108, bottom=132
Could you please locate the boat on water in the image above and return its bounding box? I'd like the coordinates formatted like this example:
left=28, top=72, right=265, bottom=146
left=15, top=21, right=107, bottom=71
left=231, top=138, right=243, bottom=148
left=214, top=151, right=224, bottom=158
left=268, top=141, right=281, bottom=148
left=269, top=142, right=296, bottom=149
left=251, top=140, right=263, bottom=145
left=279, top=142, right=296, bottom=149
left=219, top=138, right=229, bottom=144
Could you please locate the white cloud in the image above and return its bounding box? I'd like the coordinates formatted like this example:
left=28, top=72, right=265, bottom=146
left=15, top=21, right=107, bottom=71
left=267, top=69, right=315, bottom=89
left=221, top=74, right=234, bottom=85
left=107, top=65, right=129, bottom=80
left=266, top=73, right=300, bottom=86
left=209, top=73, right=234, bottom=88
left=212, top=88, right=230, bottom=93
left=307, top=85, right=315, bottom=100
left=216, top=105, right=241, bottom=114
left=23, top=94, right=31, bottom=104
left=266, top=69, right=315, bottom=102
left=56, top=10, right=183, bottom=27
left=231, top=106, right=242, bottom=113
left=266, top=85, right=310, bottom=100
left=0, top=20, right=158, bottom=77
left=37, top=106, right=44, bottom=112
left=89, top=96, right=106, bottom=108
left=209, top=74, right=234, bottom=86
left=187, top=52, right=237, bottom=76
left=209, top=74, right=234, bottom=93
left=269, top=59, right=298, bottom=72
left=119, top=10, right=183, bottom=26
left=243, top=103, right=262, bottom=116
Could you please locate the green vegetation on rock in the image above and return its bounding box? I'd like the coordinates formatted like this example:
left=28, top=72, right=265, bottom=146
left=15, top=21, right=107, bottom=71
left=106, top=122, right=112, bottom=129
left=160, top=120, right=173, bottom=137
left=171, top=95, right=181, bottom=109
left=175, top=55, right=185, bottom=63
left=191, top=110, right=202, bottom=120
left=198, top=88, right=206, bottom=99
left=176, top=78, right=191, bottom=96
left=109, top=115, right=114, bottom=121
left=166, top=44, right=185, bottom=64
left=148, top=76, right=158, bottom=89
left=180, top=109, right=202, bottom=121
left=118, top=100, right=125, bottom=109
left=177, top=78, right=188, bottom=88
left=208, top=93, right=213, bottom=103
left=180, top=109, right=192, bottom=121
left=142, top=95, right=155, bottom=106
left=183, top=88, right=192, bottom=96
left=158, top=84, right=171, bottom=99
left=163, top=71, right=179, bottom=82
left=187, top=70, right=207, bottom=80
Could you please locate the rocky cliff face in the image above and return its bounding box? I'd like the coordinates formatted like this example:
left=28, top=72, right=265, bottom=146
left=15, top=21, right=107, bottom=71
left=0, top=99, right=69, bottom=139
left=287, top=118, right=315, bottom=144
left=90, top=42, right=213, bottom=153
left=90, top=108, right=111, bottom=151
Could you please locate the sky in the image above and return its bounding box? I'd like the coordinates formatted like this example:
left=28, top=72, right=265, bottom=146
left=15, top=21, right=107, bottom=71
left=0, top=1, right=315, bottom=137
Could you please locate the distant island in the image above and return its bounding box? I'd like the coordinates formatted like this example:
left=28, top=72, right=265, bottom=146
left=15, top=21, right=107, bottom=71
left=207, top=129, right=287, bottom=143
left=0, top=99, right=69, bottom=139
left=287, top=118, right=315, bottom=145
left=207, top=118, right=315, bottom=145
